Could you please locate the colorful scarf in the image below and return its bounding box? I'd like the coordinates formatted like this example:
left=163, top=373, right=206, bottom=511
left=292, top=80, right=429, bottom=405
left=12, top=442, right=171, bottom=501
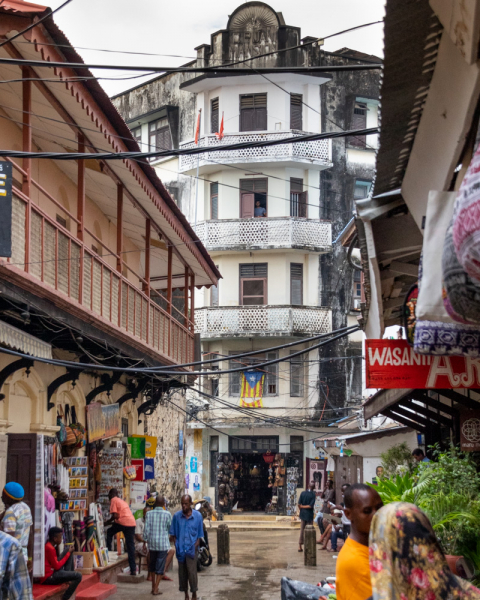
left=442, top=221, right=480, bottom=324
left=369, top=502, right=480, bottom=600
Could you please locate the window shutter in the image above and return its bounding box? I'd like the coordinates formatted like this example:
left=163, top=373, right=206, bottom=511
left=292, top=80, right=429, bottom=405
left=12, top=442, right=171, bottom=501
left=240, top=263, right=268, bottom=278
left=239, top=179, right=255, bottom=193
left=298, top=191, right=307, bottom=218
left=290, top=94, right=303, bottom=130
left=211, top=98, right=219, bottom=134
left=240, top=193, right=255, bottom=218
left=290, top=263, right=303, bottom=305
left=351, top=102, right=367, bottom=148
left=240, top=94, right=267, bottom=131
left=211, top=182, right=218, bottom=219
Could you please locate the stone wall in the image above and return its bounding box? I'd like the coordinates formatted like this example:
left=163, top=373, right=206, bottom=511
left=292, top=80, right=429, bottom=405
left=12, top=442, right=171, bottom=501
left=145, top=390, right=186, bottom=510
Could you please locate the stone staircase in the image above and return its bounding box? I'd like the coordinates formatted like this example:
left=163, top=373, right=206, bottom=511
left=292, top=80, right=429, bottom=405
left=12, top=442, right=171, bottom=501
left=208, top=513, right=302, bottom=532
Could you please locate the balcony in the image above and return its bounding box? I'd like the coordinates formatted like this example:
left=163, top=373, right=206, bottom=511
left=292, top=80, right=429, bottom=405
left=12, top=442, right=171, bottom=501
left=195, top=305, right=332, bottom=339
left=178, top=131, right=332, bottom=173
left=3, top=165, right=194, bottom=366
left=195, top=217, right=331, bottom=253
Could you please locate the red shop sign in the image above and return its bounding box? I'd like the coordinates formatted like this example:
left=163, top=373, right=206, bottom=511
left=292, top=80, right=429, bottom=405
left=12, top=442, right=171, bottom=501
left=365, top=339, right=480, bottom=389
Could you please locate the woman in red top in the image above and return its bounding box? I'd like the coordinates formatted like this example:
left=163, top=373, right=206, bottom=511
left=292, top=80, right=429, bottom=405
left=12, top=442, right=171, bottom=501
left=42, top=527, right=82, bottom=600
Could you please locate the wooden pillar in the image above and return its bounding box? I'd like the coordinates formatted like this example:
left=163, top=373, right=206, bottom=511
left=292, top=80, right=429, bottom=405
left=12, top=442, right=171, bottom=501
left=116, top=184, right=123, bottom=326
left=184, top=266, right=189, bottom=328
left=167, top=245, right=173, bottom=314
left=217, top=524, right=230, bottom=565
left=22, top=69, right=31, bottom=272
left=190, top=272, right=195, bottom=331
left=144, top=219, right=151, bottom=297
left=77, top=133, right=85, bottom=303
left=77, top=133, right=85, bottom=240
left=116, top=184, right=123, bottom=273
left=167, top=244, right=173, bottom=357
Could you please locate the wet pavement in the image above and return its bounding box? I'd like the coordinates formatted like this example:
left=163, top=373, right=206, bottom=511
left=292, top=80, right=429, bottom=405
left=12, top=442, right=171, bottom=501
left=114, top=530, right=338, bottom=600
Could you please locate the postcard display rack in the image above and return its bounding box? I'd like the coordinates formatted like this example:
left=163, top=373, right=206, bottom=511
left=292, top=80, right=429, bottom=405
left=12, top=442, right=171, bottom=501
left=59, top=457, right=109, bottom=569
left=60, top=457, right=88, bottom=511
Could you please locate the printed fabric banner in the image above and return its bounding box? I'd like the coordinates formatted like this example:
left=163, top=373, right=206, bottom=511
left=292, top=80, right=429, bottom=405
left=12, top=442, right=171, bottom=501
left=365, top=339, right=480, bottom=389
left=240, top=370, right=265, bottom=408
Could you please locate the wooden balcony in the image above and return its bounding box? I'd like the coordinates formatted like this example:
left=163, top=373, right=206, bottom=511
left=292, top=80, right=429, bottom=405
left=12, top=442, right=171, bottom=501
left=2, top=161, right=194, bottom=366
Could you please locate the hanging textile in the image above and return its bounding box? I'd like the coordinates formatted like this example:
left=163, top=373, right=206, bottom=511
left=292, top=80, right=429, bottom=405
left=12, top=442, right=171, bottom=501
left=414, top=191, right=480, bottom=356
left=240, top=370, right=264, bottom=408
left=442, top=221, right=480, bottom=324
left=452, top=133, right=480, bottom=284
left=85, top=516, right=95, bottom=552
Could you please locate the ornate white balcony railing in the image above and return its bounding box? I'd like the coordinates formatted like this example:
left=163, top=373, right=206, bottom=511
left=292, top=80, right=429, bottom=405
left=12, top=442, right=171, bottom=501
left=195, top=305, right=332, bottom=338
left=179, top=131, right=332, bottom=171
left=194, top=217, right=331, bottom=252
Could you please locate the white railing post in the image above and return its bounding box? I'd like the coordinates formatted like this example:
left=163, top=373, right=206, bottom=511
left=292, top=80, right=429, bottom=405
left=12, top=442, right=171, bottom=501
left=289, top=218, right=294, bottom=246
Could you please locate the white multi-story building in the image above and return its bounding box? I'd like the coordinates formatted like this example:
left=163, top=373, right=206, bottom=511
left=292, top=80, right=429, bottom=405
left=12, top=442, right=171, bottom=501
left=114, top=1, right=380, bottom=513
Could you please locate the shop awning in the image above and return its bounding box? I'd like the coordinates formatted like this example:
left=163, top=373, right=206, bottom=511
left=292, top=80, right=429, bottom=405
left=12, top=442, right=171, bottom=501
left=0, top=319, right=52, bottom=359
left=363, top=388, right=480, bottom=432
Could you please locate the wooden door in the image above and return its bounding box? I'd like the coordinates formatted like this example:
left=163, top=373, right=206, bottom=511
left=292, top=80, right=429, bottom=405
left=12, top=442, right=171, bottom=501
left=6, top=434, right=37, bottom=569
left=333, top=454, right=364, bottom=502
left=240, top=193, right=255, bottom=218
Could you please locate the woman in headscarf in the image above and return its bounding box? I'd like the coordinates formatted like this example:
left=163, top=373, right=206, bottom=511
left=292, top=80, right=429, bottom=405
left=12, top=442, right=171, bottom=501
left=369, top=502, right=480, bottom=600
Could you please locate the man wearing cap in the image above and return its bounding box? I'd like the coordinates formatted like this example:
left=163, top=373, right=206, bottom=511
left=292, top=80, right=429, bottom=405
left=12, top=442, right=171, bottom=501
left=1, top=482, right=33, bottom=571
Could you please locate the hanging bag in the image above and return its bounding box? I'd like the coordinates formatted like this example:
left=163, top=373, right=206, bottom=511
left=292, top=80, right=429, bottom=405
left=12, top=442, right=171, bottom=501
left=56, top=405, right=67, bottom=444
left=62, top=404, right=80, bottom=447
left=70, top=406, right=86, bottom=448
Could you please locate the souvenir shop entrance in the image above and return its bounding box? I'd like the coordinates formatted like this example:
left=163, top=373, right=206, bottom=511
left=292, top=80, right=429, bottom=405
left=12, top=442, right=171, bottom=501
left=215, top=436, right=303, bottom=516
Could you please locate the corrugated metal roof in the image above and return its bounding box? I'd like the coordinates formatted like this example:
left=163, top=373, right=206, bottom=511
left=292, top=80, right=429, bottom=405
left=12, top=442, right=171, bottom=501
left=372, top=0, right=443, bottom=197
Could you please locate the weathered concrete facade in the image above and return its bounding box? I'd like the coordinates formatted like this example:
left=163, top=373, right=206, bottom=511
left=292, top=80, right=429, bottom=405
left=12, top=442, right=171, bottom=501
left=112, top=2, right=380, bottom=465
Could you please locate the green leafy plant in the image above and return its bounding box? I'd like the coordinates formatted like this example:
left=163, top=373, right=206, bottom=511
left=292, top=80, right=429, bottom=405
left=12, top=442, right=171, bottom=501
left=421, top=492, right=480, bottom=555
left=368, top=469, right=432, bottom=504
left=380, top=442, right=416, bottom=477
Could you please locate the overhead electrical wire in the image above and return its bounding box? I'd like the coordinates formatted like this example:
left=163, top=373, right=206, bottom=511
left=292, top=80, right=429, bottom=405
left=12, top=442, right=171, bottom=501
left=0, top=326, right=358, bottom=375
left=165, top=395, right=343, bottom=446
left=11, top=19, right=383, bottom=66
left=0, top=56, right=381, bottom=74
left=0, top=0, right=75, bottom=49
left=0, top=127, right=379, bottom=160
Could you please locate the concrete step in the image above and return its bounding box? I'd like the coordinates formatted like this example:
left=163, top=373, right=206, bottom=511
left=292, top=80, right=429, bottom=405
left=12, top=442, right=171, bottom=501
left=76, top=583, right=117, bottom=600
left=76, top=574, right=100, bottom=593
left=209, top=521, right=301, bottom=530
left=223, top=514, right=278, bottom=522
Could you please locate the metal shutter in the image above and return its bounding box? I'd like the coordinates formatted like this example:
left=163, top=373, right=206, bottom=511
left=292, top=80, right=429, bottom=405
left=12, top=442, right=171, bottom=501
left=211, top=97, right=219, bottom=134
left=290, top=94, right=303, bottom=130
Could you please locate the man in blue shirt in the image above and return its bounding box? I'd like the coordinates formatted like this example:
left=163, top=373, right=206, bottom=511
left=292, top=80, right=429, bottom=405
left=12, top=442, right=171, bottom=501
left=412, top=448, right=431, bottom=463
left=169, top=495, right=204, bottom=600
left=254, top=200, right=266, bottom=217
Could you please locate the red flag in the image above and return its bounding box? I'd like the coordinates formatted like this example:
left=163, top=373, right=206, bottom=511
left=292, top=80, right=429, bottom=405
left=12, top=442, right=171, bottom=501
left=194, top=110, right=201, bottom=145
left=215, top=112, right=224, bottom=141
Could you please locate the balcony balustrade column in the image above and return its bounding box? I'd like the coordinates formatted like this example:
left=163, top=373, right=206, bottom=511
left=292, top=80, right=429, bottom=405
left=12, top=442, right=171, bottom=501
left=77, top=133, right=85, bottom=302
left=22, top=69, right=31, bottom=271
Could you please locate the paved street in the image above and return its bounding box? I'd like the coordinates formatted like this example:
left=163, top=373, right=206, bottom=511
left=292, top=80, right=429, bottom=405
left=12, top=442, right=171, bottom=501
left=115, top=530, right=337, bottom=600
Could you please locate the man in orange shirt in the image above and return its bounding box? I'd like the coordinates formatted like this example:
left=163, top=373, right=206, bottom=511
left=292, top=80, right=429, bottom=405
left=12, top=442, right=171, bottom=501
left=105, top=488, right=137, bottom=576
left=335, top=483, right=383, bottom=600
